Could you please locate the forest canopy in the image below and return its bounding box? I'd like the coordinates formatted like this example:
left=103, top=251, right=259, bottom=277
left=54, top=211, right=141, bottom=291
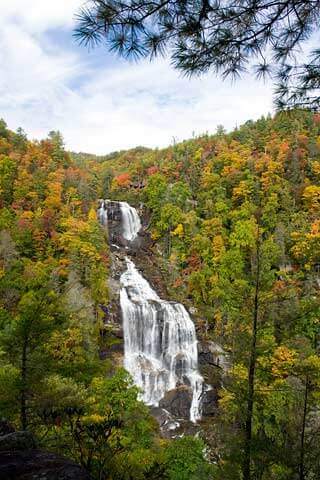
left=80, top=108, right=320, bottom=480
left=0, top=110, right=320, bottom=479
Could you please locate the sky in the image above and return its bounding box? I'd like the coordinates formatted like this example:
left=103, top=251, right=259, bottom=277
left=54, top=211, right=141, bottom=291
left=0, top=0, right=274, bottom=154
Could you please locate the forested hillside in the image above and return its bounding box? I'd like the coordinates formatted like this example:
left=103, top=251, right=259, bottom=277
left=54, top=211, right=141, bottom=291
left=0, top=119, right=209, bottom=479
left=82, top=110, right=320, bottom=479
left=0, top=110, right=320, bottom=479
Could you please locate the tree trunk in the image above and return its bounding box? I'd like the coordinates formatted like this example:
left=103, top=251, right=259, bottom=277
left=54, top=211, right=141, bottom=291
left=299, top=377, right=309, bottom=480
left=166, top=228, right=171, bottom=257
left=242, top=238, right=261, bottom=480
left=20, top=339, right=28, bottom=430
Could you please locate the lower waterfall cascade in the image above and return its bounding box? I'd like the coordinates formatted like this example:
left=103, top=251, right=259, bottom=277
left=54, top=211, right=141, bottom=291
left=100, top=199, right=204, bottom=422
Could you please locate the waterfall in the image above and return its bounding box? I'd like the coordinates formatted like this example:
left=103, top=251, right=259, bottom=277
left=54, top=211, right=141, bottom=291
left=98, top=200, right=107, bottom=225
left=100, top=199, right=203, bottom=422
left=119, top=202, right=141, bottom=240
left=98, top=200, right=141, bottom=240
left=120, top=259, right=203, bottom=422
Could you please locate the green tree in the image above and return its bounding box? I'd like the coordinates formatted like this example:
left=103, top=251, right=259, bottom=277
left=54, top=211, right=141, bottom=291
left=43, top=369, right=158, bottom=480
left=167, top=181, right=191, bottom=210
left=156, top=203, right=183, bottom=256
left=0, top=260, right=66, bottom=429
left=0, top=155, right=17, bottom=206
left=144, top=173, right=167, bottom=219
left=0, top=119, right=9, bottom=139
left=12, top=127, right=28, bottom=153
left=162, top=436, right=214, bottom=480
left=48, top=130, right=69, bottom=167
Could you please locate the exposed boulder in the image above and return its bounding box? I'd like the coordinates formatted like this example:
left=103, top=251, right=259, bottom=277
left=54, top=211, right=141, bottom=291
left=0, top=420, right=15, bottom=436
left=0, top=450, right=92, bottom=480
left=0, top=428, right=91, bottom=479
left=159, top=385, right=193, bottom=418
left=0, top=431, right=36, bottom=452
left=150, top=406, right=173, bottom=428
left=150, top=407, right=180, bottom=437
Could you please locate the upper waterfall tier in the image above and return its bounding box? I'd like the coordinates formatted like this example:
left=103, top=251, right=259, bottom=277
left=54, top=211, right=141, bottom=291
left=97, top=200, right=108, bottom=225
left=119, top=202, right=141, bottom=241
left=98, top=200, right=141, bottom=241
left=120, top=258, right=203, bottom=422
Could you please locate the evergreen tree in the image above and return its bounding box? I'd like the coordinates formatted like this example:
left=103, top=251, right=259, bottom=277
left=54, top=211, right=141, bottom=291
left=75, top=1, right=320, bottom=109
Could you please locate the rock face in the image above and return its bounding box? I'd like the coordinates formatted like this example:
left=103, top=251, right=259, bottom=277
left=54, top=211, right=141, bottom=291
left=0, top=420, right=15, bottom=436
left=158, top=384, right=219, bottom=419
left=0, top=431, right=36, bottom=451
left=198, top=341, right=229, bottom=371
left=104, top=200, right=123, bottom=246
left=105, top=200, right=143, bottom=250
left=0, top=428, right=91, bottom=480
left=201, top=387, right=219, bottom=416
left=150, top=407, right=181, bottom=437
left=0, top=450, right=92, bottom=480
left=159, top=386, right=193, bottom=418
left=197, top=341, right=226, bottom=416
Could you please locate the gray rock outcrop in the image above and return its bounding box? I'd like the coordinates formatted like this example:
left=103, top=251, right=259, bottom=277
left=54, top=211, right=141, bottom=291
left=0, top=426, right=91, bottom=480
left=159, top=385, right=193, bottom=418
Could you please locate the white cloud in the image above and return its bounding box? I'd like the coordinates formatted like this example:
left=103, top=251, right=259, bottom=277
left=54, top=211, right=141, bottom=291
left=0, top=1, right=274, bottom=154
left=1, top=0, right=82, bottom=31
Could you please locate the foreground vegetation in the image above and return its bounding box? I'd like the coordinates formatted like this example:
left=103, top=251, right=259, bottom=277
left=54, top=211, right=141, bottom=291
left=0, top=109, right=320, bottom=479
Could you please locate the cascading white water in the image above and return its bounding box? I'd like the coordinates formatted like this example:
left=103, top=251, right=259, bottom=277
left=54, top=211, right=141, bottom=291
left=98, top=200, right=108, bottom=225
left=97, top=200, right=141, bottom=240
left=99, top=199, right=204, bottom=422
left=120, top=259, right=203, bottom=422
left=119, top=202, right=141, bottom=240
